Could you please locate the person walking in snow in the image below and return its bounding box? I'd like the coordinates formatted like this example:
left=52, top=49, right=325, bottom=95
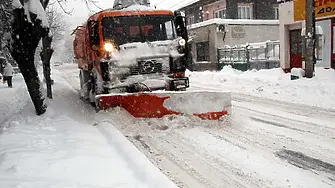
left=3, top=62, right=13, bottom=88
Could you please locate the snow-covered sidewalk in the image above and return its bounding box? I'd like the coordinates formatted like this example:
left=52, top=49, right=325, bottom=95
left=187, top=66, right=335, bottom=110
left=0, top=69, right=177, bottom=188
left=0, top=74, right=30, bottom=126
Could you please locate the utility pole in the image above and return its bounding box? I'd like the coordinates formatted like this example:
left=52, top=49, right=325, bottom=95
left=305, top=0, right=316, bottom=78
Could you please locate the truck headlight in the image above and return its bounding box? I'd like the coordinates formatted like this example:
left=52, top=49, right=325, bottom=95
left=104, top=42, right=115, bottom=52
left=178, top=39, right=186, bottom=46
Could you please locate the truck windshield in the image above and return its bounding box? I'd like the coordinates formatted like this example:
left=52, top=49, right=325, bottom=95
left=102, top=15, right=176, bottom=45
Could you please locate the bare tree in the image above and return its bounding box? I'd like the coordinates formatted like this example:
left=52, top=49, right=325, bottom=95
left=40, top=0, right=96, bottom=99
left=0, top=1, right=14, bottom=64
left=3, top=0, right=96, bottom=115
left=46, top=6, right=68, bottom=43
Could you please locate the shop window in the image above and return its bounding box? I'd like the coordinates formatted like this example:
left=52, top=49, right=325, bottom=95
left=196, top=42, right=210, bottom=61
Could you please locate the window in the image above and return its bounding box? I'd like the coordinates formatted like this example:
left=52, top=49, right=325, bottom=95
left=214, top=9, right=226, bottom=19
left=89, top=21, right=100, bottom=46
left=238, top=5, right=252, bottom=19
left=274, top=6, right=279, bottom=19
left=196, top=42, right=210, bottom=61
left=189, top=16, right=195, bottom=25
left=102, top=15, right=176, bottom=45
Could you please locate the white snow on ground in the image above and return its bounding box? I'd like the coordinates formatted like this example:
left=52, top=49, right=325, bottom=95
left=1, top=63, right=335, bottom=188
left=0, top=66, right=178, bottom=188
left=187, top=65, right=335, bottom=110
left=0, top=74, right=30, bottom=127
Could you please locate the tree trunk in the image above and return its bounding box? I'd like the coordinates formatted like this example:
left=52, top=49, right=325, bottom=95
left=11, top=8, right=48, bottom=115
left=305, top=0, right=316, bottom=78
left=41, top=36, right=53, bottom=99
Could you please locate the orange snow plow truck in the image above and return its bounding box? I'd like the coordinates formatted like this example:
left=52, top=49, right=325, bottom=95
left=72, top=3, right=231, bottom=120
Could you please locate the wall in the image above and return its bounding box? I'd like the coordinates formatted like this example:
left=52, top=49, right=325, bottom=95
left=279, top=1, right=302, bottom=69
left=188, top=24, right=218, bottom=64
left=226, top=0, right=278, bottom=20
left=181, top=0, right=218, bottom=25
left=222, top=24, right=279, bottom=47
left=203, top=0, right=226, bottom=20
left=188, top=23, right=279, bottom=64
left=279, top=1, right=332, bottom=69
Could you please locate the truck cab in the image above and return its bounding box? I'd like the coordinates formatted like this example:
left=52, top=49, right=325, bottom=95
left=73, top=5, right=191, bottom=104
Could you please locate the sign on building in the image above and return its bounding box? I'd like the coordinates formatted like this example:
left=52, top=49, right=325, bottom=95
left=294, top=0, right=335, bottom=21
left=231, top=26, right=246, bottom=39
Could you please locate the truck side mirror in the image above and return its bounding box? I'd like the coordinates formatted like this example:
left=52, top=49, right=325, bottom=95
left=174, top=10, right=188, bottom=41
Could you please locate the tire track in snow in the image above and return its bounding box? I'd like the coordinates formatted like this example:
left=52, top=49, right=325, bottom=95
left=275, top=149, right=335, bottom=177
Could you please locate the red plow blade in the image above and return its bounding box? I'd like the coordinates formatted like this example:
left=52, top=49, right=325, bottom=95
left=96, top=91, right=231, bottom=120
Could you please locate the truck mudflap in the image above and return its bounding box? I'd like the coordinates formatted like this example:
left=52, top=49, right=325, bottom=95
left=95, top=91, right=231, bottom=120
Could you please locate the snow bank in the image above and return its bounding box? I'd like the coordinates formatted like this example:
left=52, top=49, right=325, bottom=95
left=187, top=66, right=335, bottom=110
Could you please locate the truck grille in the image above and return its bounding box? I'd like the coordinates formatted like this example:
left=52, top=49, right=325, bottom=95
left=130, top=60, right=163, bottom=75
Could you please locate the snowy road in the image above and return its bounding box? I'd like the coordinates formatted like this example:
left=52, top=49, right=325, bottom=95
left=57, top=64, right=335, bottom=188
left=2, top=64, right=334, bottom=188
left=110, top=95, right=335, bottom=188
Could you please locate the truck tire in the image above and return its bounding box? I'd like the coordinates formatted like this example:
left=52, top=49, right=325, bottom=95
left=89, top=68, right=103, bottom=107
left=79, top=69, right=90, bottom=101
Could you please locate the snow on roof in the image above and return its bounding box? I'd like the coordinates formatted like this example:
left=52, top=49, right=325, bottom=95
left=188, top=19, right=280, bottom=29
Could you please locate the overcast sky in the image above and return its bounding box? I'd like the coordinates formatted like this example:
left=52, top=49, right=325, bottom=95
left=63, top=0, right=196, bottom=29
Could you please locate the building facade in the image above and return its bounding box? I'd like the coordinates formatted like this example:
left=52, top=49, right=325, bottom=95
left=188, top=19, right=279, bottom=64
left=279, top=0, right=335, bottom=71
left=179, top=0, right=279, bottom=26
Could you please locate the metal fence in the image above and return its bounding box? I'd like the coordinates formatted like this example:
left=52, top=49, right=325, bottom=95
left=217, top=41, right=280, bottom=71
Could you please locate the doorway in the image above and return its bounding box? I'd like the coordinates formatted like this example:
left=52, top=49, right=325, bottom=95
left=289, top=29, right=303, bottom=68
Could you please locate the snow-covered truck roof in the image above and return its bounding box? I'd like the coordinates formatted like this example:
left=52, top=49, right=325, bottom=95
left=87, top=5, right=174, bottom=21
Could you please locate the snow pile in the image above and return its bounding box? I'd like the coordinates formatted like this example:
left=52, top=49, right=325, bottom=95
left=187, top=66, right=335, bottom=109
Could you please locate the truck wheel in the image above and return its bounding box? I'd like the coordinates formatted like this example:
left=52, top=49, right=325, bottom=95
left=89, top=69, right=103, bottom=107
left=79, top=70, right=90, bottom=101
